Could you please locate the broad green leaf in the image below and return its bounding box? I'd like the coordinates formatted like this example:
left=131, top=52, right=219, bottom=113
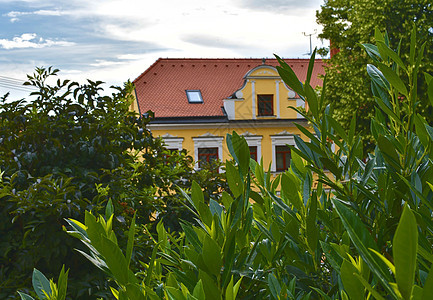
left=268, top=273, right=281, bottom=300
left=209, top=199, right=223, bottom=220
left=234, top=132, right=250, bottom=178
left=367, top=64, right=389, bottom=90
left=377, top=62, right=408, bottom=96
left=341, top=259, right=364, bottom=300
left=304, top=82, right=318, bottom=117
left=199, top=270, right=221, bottom=300
left=376, top=41, right=407, bottom=71
left=166, top=287, right=187, bottom=300
left=225, top=276, right=235, bottom=300
left=191, top=181, right=204, bottom=210
left=394, top=205, right=418, bottom=300
left=362, top=43, right=381, bottom=62
left=99, top=236, right=130, bottom=286
left=280, top=173, right=302, bottom=212
left=125, top=283, right=146, bottom=300
left=233, top=277, right=243, bottom=299
left=226, top=133, right=237, bottom=163
left=221, top=191, right=234, bottom=209
left=291, top=150, right=307, bottom=177
left=105, top=198, right=114, bottom=220
left=332, top=198, right=396, bottom=298
left=57, top=266, right=69, bottom=300
left=254, top=159, right=265, bottom=186
left=85, top=211, right=106, bottom=252
left=226, top=161, right=243, bottom=198
left=17, top=292, right=35, bottom=300
left=32, top=269, right=51, bottom=300
left=181, top=222, right=202, bottom=252
left=319, top=157, right=342, bottom=178
left=377, top=135, right=400, bottom=170
left=321, top=241, right=343, bottom=272
left=193, top=280, right=206, bottom=300
left=275, top=54, right=305, bottom=97
left=374, top=27, right=385, bottom=44
left=202, top=234, right=222, bottom=276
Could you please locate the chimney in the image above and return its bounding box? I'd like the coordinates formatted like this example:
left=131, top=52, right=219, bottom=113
left=330, top=40, right=340, bottom=58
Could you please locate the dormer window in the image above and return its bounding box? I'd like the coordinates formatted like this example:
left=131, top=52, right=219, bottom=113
left=186, top=90, right=203, bottom=103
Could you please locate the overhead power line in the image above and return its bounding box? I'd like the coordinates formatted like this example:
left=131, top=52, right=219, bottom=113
left=0, top=75, right=37, bottom=93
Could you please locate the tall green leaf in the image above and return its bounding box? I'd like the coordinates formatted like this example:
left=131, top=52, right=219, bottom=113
left=340, top=259, right=364, bottom=300
left=394, top=205, right=418, bottom=300
left=332, top=198, right=397, bottom=298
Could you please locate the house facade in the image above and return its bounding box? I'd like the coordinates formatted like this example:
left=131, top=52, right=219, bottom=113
left=132, top=58, right=325, bottom=172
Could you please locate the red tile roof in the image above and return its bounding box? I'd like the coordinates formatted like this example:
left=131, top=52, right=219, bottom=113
left=133, top=58, right=326, bottom=118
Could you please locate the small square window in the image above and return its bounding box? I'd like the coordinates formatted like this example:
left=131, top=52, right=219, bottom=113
left=276, top=145, right=291, bottom=172
left=186, top=90, right=203, bottom=103
left=198, top=147, right=218, bottom=168
left=257, top=94, right=273, bottom=116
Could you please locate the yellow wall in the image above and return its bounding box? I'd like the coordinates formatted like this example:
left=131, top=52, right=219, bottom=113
left=150, top=124, right=309, bottom=169
left=229, top=65, right=300, bottom=121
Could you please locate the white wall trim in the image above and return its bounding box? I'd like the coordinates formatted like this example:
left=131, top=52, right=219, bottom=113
left=276, top=80, right=280, bottom=118
left=270, top=134, right=296, bottom=172
left=192, top=135, right=224, bottom=171
left=162, top=137, right=184, bottom=150
left=241, top=132, right=263, bottom=161
left=251, top=80, right=256, bottom=120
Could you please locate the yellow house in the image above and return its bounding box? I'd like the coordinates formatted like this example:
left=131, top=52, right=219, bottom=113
left=133, top=58, right=325, bottom=172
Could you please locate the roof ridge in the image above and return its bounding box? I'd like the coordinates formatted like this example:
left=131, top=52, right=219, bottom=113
left=133, top=57, right=163, bottom=83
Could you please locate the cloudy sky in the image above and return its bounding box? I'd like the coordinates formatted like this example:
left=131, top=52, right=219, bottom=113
left=0, top=0, right=328, bottom=99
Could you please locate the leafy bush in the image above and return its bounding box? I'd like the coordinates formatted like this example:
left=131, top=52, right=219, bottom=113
left=0, top=68, right=225, bottom=298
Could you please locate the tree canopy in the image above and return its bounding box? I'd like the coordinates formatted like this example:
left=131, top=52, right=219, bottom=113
left=0, top=68, right=226, bottom=298
left=316, top=0, right=433, bottom=144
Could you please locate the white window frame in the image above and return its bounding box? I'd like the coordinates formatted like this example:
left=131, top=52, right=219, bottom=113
left=162, top=137, right=184, bottom=151
left=242, top=134, right=262, bottom=162
left=271, top=134, right=296, bottom=172
left=192, top=136, right=224, bottom=171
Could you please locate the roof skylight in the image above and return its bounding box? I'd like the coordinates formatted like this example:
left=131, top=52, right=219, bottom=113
left=186, top=90, right=203, bottom=103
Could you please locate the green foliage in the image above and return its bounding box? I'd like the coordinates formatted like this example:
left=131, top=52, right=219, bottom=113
left=18, top=266, right=68, bottom=300
left=15, top=26, right=433, bottom=300
left=1, top=67, right=224, bottom=298
left=316, top=0, right=433, bottom=148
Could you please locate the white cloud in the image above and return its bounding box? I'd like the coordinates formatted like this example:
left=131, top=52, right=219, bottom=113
left=0, top=33, right=75, bottom=49
left=90, top=59, right=123, bottom=67
left=1, top=0, right=329, bottom=92
left=117, top=54, right=148, bottom=60
left=4, top=9, right=68, bottom=22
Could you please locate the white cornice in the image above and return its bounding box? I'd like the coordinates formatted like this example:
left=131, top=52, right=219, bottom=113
left=148, top=120, right=308, bottom=131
